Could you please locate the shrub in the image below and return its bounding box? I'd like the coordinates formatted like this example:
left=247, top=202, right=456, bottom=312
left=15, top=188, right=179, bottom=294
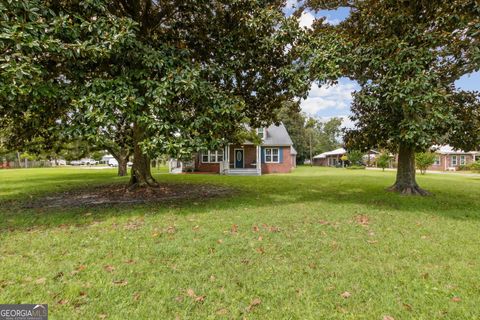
left=415, top=152, right=436, bottom=174
left=347, top=165, right=366, bottom=170
left=376, top=152, right=392, bottom=171
left=471, top=161, right=480, bottom=172
left=347, top=150, right=364, bottom=166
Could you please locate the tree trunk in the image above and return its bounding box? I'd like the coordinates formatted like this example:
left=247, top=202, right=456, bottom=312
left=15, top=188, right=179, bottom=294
left=388, top=144, right=428, bottom=195
left=129, top=124, right=158, bottom=188
left=117, top=155, right=129, bottom=177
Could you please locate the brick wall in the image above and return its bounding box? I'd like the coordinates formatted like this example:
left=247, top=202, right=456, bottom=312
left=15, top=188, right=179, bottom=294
left=428, top=154, right=476, bottom=171
left=261, top=147, right=292, bottom=174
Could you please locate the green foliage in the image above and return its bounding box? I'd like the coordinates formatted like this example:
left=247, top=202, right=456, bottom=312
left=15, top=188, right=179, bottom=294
left=376, top=152, right=392, bottom=171
left=347, top=150, right=363, bottom=166
left=278, top=105, right=342, bottom=163
left=346, top=165, right=366, bottom=170
left=415, top=152, right=437, bottom=175
left=471, top=161, right=480, bottom=172
left=304, top=1, right=480, bottom=157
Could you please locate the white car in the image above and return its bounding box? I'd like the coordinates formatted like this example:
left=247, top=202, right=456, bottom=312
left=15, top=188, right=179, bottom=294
left=80, top=158, right=98, bottom=165
left=108, top=158, right=119, bottom=167
left=70, top=160, right=82, bottom=166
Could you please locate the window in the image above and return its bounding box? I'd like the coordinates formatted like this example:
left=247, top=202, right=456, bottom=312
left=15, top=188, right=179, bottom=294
left=434, top=156, right=440, bottom=165
left=451, top=155, right=457, bottom=166
left=201, top=150, right=224, bottom=163
left=257, top=128, right=266, bottom=140
left=265, top=148, right=279, bottom=163
left=460, top=155, right=466, bottom=165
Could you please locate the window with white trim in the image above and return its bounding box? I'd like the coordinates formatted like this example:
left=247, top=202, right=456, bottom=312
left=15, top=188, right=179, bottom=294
left=257, top=128, right=266, bottom=140
left=451, top=155, right=458, bottom=166
left=265, top=148, right=279, bottom=163
left=434, top=156, right=440, bottom=165
left=201, top=150, right=223, bottom=163
left=460, top=155, right=466, bottom=165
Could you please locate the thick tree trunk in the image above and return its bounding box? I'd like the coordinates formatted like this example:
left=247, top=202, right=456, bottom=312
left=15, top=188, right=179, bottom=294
left=388, top=144, right=429, bottom=195
left=129, top=124, right=158, bottom=188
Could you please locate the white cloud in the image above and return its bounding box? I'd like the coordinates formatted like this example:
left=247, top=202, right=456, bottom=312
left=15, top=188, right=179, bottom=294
left=318, top=115, right=356, bottom=130
left=300, top=81, right=357, bottom=116
left=299, top=11, right=315, bottom=29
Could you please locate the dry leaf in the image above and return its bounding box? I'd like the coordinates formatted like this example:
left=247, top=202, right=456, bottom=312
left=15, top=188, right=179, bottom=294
left=133, top=292, right=141, bottom=301
left=383, top=316, right=395, bottom=320
left=195, top=295, right=206, bottom=303
left=258, top=236, right=263, bottom=241
left=124, top=259, right=135, bottom=264
left=186, top=288, right=196, bottom=297
left=35, top=277, right=46, bottom=285
left=98, top=314, right=107, bottom=319
left=53, top=272, right=64, bottom=280
left=355, top=215, right=369, bottom=226
left=104, top=265, right=115, bottom=273
left=340, top=291, right=351, bottom=298
left=192, top=225, right=200, bottom=231
left=79, top=291, right=87, bottom=297
left=256, top=247, right=265, bottom=254
left=57, top=299, right=68, bottom=305
left=216, top=308, right=228, bottom=315
left=167, top=226, right=176, bottom=234
left=231, top=224, right=238, bottom=233
left=246, top=298, right=261, bottom=312
left=252, top=225, right=259, bottom=232
left=151, top=232, right=160, bottom=238
left=269, top=226, right=280, bottom=232
left=217, top=239, right=223, bottom=244
left=451, top=297, right=461, bottom=302
left=112, top=280, right=128, bottom=286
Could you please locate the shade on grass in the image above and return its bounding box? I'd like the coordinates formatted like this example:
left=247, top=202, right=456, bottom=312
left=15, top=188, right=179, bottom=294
left=1, top=167, right=479, bottom=319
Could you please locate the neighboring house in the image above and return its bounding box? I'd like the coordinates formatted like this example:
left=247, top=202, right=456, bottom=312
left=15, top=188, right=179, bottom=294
left=169, top=123, right=296, bottom=175
left=429, top=145, right=479, bottom=171
left=313, top=148, right=346, bottom=167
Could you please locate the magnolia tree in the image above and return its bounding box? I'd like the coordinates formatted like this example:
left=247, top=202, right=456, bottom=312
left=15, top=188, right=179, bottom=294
left=1, top=0, right=342, bottom=188
left=307, top=0, right=480, bottom=195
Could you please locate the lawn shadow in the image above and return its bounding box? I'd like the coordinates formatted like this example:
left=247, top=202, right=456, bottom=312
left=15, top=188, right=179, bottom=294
left=1, top=170, right=479, bottom=232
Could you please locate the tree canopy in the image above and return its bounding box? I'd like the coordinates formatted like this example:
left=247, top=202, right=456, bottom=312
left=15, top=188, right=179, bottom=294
left=306, top=0, right=480, bottom=194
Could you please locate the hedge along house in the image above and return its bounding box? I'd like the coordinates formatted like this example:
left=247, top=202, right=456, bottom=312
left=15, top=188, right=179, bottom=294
left=428, top=145, right=479, bottom=171
left=169, top=123, right=296, bottom=176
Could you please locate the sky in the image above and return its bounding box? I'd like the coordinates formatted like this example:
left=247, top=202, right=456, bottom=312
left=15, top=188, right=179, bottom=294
left=289, top=5, right=480, bottom=125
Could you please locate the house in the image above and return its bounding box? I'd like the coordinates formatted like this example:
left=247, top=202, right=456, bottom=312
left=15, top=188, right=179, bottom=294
left=429, top=145, right=479, bottom=171
left=313, top=148, right=346, bottom=167
left=169, top=123, right=296, bottom=175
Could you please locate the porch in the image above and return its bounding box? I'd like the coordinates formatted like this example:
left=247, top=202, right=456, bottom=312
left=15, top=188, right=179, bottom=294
left=221, top=144, right=262, bottom=176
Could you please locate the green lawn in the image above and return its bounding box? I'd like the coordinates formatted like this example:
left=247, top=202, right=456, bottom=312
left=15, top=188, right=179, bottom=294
left=1, top=166, right=480, bottom=319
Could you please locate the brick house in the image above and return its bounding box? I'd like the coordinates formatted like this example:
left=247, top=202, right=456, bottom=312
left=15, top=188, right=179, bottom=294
left=169, top=123, right=296, bottom=175
left=429, top=145, right=479, bottom=171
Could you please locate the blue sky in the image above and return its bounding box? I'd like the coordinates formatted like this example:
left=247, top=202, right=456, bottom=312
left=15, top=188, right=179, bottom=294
left=289, top=4, right=480, bottom=120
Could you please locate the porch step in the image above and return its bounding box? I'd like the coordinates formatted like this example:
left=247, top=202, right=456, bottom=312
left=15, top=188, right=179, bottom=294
left=226, top=169, right=260, bottom=176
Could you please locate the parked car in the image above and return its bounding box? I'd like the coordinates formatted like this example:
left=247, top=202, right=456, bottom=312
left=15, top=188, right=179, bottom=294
left=108, top=158, right=119, bottom=167
left=70, top=160, right=82, bottom=166
left=80, top=158, right=98, bottom=165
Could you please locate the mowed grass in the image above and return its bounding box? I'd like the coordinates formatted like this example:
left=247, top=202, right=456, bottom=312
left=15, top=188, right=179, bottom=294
left=1, top=167, right=480, bottom=319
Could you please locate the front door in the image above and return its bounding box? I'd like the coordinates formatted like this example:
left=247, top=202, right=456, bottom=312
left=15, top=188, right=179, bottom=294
left=235, top=149, right=244, bottom=168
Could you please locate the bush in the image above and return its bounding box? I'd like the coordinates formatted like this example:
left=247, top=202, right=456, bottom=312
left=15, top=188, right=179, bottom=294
left=415, top=152, right=436, bottom=175
left=458, top=164, right=472, bottom=171
left=376, top=152, right=392, bottom=171
left=471, top=161, right=480, bottom=172
left=347, top=150, right=364, bottom=166
left=347, top=165, right=366, bottom=170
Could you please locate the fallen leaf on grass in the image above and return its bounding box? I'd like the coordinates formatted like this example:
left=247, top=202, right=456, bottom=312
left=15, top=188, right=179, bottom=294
left=71, top=265, right=87, bottom=275
left=103, top=265, right=115, bottom=273
left=79, top=291, right=87, bottom=297
left=195, top=295, right=206, bottom=303
left=112, top=280, right=128, bottom=286
left=186, top=288, right=196, bottom=297
left=166, top=226, right=176, bottom=234
left=451, top=297, right=461, bottom=302
left=258, top=236, right=263, bottom=241
left=186, top=288, right=206, bottom=303
left=252, top=225, right=260, bottom=232
left=35, top=278, right=46, bottom=285
left=124, top=259, right=135, bottom=264
left=216, top=308, right=228, bottom=315
left=340, top=291, right=351, bottom=298
left=246, top=298, right=261, bottom=312
left=355, top=215, right=369, bottom=226
left=383, top=316, right=395, bottom=320
left=256, top=247, right=265, bottom=254
left=231, top=224, right=238, bottom=233
left=57, top=299, right=68, bottom=305
left=53, top=272, right=64, bottom=280
left=98, top=314, right=107, bottom=319
left=133, top=292, right=141, bottom=301
left=217, top=239, right=223, bottom=244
